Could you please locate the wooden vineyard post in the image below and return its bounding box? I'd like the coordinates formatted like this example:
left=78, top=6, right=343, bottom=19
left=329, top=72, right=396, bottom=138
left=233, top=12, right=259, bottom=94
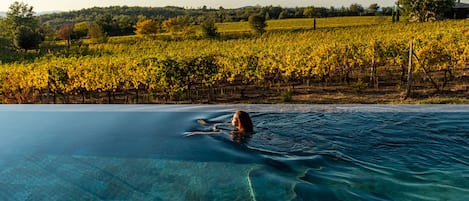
left=46, top=69, right=51, bottom=104
left=370, top=57, right=377, bottom=88
left=404, top=41, right=413, bottom=99
left=313, top=17, right=317, bottom=30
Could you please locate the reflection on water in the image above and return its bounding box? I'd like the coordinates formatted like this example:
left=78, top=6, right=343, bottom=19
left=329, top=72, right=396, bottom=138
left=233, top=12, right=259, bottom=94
left=0, top=105, right=468, bottom=200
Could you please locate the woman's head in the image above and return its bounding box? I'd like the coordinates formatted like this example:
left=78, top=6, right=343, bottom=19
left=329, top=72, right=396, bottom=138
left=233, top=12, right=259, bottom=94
left=231, top=110, right=253, bottom=132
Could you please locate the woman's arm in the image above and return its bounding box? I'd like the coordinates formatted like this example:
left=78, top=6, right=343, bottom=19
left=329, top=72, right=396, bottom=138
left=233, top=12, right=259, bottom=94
left=185, top=119, right=232, bottom=137
left=213, top=123, right=232, bottom=128
left=197, top=119, right=231, bottom=130
left=184, top=131, right=223, bottom=137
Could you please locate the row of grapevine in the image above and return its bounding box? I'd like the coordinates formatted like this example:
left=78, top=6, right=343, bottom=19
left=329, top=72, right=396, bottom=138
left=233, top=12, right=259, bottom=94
left=0, top=20, right=467, bottom=103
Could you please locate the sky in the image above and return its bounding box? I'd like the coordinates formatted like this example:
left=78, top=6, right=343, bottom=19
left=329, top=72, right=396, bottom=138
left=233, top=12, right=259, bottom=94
left=1, top=0, right=469, bottom=12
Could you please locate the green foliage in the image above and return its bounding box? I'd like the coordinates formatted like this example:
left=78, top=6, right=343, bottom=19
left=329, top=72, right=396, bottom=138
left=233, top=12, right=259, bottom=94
left=350, top=78, right=368, bottom=92
left=73, top=22, right=89, bottom=39
left=95, top=13, right=114, bottom=36
left=189, top=55, right=219, bottom=86
left=0, top=2, right=43, bottom=52
left=37, top=6, right=186, bottom=29
left=38, top=24, right=57, bottom=41
left=162, top=16, right=194, bottom=36
left=397, top=0, right=455, bottom=22
left=0, top=36, right=15, bottom=62
left=248, top=14, right=267, bottom=34
left=349, top=4, right=365, bottom=16
left=366, top=4, right=380, bottom=15
left=278, top=11, right=289, bottom=19
left=93, top=13, right=136, bottom=36
left=13, top=25, right=43, bottom=50
left=280, top=89, right=293, bottom=102
left=200, top=19, right=219, bottom=38
left=416, top=97, right=469, bottom=104
left=7, top=2, right=36, bottom=27
left=1, top=1, right=38, bottom=42
left=5, top=2, right=37, bottom=37
left=34, top=5, right=398, bottom=39
left=0, top=19, right=7, bottom=38
left=134, top=19, right=159, bottom=35
left=114, top=15, right=136, bottom=35
left=303, top=7, right=316, bottom=18
left=88, top=22, right=107, bottom=43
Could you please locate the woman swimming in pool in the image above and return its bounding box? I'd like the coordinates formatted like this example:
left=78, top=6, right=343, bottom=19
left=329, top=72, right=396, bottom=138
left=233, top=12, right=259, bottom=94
left=230, top=110, right=254, bottom=133
left=185, top=110, right=254, bottom=142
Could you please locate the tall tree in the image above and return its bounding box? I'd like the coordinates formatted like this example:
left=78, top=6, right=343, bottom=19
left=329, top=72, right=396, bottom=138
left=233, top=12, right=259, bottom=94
left=349, top=4, right=365, bottom=16
left=381, top=7, right=394, bottom=16
left=162, top=17, right=180, bottom=33
left=57, top=23, right=74, bottom=47
left=162, top=16, right=194, bottom=35
left=267, top=6, right=283, bottom=19
left=5, top=1, right=38, bottom=39
left=366, top=4, right=380, bottom=15
left=0, top=18, right=7, bottom=38
left=0, top=27, right=15, bottom=55
left=95, top=13, right=120, bottom=36
left=397, top=0, right=455, bottom=22
left=73, top=22, right=90, bottom=39
left=7, top=2, right=36, bottom=27
left=88, top=22, right=106, bottom=43
left=248, top=14, right=267, bottom=35
left=13, top=25, right=42, bottom=50
left=303, top=6, right=316, bottom=18
left=134, top=19, right=159, bottom=35
left=115, top=15, right=135, bottom=35
left=278, top=10, right=290, bottom=19
left=200, top=18, right=218, bottom=38
left=7, top=2, right=43, bottom=49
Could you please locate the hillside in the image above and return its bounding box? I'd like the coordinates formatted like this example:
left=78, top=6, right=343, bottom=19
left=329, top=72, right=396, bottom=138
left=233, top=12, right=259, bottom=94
left=37, top=6, right=188, bottom=28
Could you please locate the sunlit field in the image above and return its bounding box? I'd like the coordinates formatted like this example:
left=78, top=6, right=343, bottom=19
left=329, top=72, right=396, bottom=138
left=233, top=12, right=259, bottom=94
left=216, top=16, right=392, bottom=33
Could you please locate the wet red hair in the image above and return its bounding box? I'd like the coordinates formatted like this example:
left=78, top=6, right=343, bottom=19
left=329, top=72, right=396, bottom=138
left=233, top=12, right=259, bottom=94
left=235, top=110, right=253, bottom=132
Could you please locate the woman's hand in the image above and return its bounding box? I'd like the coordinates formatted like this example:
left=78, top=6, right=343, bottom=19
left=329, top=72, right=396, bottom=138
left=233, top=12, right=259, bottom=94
left=197, top=119, right=209, bottom=125
left=183, top=132, right=197, bottom=137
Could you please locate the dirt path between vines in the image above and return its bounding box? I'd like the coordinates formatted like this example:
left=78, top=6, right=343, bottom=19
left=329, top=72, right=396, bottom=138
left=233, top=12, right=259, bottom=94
left=210, top=84, right=469, bottom=104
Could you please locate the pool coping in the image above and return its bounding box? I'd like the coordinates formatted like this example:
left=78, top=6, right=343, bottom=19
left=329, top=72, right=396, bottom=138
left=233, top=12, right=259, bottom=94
left=0, top=104, right=468, bottom=112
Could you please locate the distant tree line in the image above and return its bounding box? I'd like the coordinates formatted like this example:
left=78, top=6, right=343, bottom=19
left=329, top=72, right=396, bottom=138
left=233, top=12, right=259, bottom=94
left=38, top=3, right=394, bottom=26
left=30, top=3, right=395, bottom=37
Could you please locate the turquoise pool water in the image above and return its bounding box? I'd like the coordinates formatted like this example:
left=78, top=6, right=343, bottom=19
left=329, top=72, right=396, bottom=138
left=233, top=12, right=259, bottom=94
left=0, top=105, right=468, bottom=200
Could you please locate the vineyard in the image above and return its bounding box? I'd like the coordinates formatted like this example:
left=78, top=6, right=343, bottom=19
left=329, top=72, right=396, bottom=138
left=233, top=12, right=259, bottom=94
left=217, top=16, right=391, bottom=33
left=0, top=18, right=468, bottom=103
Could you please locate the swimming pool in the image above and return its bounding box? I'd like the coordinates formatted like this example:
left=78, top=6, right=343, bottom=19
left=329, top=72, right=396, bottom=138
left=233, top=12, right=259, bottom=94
left=0, top=105, right=468, bottom=200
